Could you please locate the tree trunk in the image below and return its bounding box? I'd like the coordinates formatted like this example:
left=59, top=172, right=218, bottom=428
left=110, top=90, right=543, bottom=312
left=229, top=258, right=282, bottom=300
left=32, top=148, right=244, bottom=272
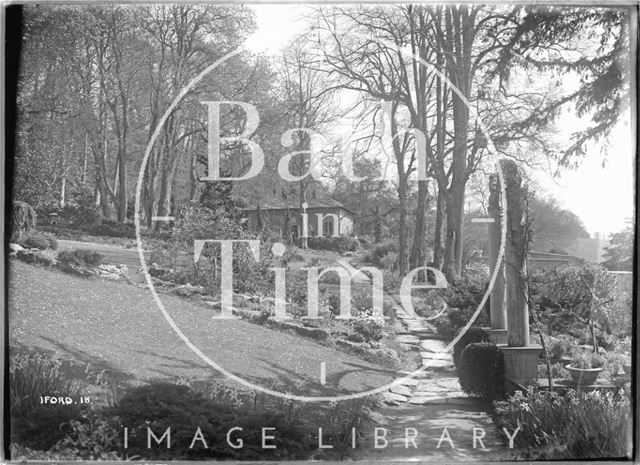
left=116, top=141, right=128, bottom=222
left=410, top=179, right=429, bottom=269
left=155, top=151, right=182, bottom=231
left=443, top=88, right=469, bottom=279
left=59, top=175, right=66, bottom=208
left=397, top=180, right=409, bottom=275
left=188, top=137, right=198, bottom=201
left=299, top=181, right=308, bottom=249
left=433, top=185, right=445, bottom=269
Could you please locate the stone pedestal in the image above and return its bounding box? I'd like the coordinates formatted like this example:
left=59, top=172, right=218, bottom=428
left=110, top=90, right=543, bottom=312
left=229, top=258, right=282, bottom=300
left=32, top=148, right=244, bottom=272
left=484, top=328, right=508, bottom=345
left=500, top=345, right=541, bottom=388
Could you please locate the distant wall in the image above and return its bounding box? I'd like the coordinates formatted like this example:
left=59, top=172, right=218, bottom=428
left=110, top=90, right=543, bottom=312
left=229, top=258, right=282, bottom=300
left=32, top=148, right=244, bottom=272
left=472, top=251, right=584, bottom=271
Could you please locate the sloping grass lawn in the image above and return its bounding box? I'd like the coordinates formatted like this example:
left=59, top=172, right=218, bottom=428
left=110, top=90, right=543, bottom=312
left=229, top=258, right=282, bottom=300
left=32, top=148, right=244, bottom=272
left=8, top=260, right=395, bottom=396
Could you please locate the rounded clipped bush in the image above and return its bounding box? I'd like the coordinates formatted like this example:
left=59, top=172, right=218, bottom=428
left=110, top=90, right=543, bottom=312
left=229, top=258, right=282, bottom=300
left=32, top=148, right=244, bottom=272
left=457, top=342, right=505, bottom=400
left=350, top=319, right=384, bottom=341
left=453, top=326, right=490, bottom=366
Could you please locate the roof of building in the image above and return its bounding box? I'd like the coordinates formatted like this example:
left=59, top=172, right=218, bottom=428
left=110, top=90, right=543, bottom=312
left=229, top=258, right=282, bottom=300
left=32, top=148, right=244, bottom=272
left=242, top=197, right=355, bottom=215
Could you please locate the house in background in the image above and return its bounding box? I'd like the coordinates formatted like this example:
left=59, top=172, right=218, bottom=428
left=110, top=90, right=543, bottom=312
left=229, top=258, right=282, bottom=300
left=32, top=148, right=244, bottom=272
left=242, top=196, right=355, bottom=239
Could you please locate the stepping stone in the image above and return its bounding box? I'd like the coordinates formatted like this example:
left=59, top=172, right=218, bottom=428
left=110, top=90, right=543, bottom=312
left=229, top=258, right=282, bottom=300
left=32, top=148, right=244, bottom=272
left=408, top=395, right=448, bottom=405
left=421, top=339, right=448, bottom=352
left=413, top=382, right=453, bottom=393
left=396, top=335, right=420, bottom=344
left=390, top=385, right=413, bottom=397
left=411, top=329, right=438, bottom=337
left=397, top=370, right=432, bottom=380
left=395, top=329, right=414, bottom=335
left=406, top=325, right=427, bottom=331
left=382, top=392, right=408, bottom=405
left=417, top=380, right=450, bottom=390
left=411, top=389, right=449, bottom=397
left=406, top=322, right=425, bottom=327
left=399, top=378, right=420, bottom=387
left=421, top=352, right=453, bottom=361
left=422, top=359, right=454, bottom=369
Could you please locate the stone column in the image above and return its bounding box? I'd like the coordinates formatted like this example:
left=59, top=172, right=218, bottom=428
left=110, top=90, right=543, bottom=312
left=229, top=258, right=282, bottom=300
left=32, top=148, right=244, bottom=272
left=499, top=159, right=540, bottom=388
left=486, top=174, right=508, bottom=345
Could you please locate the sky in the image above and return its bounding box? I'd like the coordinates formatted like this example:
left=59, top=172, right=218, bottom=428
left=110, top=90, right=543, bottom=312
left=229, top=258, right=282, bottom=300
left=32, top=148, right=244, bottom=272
left=245, top=4, right=636, bottom=238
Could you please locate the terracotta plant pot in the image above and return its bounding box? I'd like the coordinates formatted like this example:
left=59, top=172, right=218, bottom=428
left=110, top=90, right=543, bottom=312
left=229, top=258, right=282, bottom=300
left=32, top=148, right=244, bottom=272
left=566, top=364, right=603, bottom=385
left=622, top=363, right=632, bottom=376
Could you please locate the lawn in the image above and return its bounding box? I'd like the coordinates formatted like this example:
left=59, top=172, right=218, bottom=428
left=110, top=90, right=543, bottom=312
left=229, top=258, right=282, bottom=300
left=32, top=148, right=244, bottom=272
left=8, top=260, right=396, bottom=397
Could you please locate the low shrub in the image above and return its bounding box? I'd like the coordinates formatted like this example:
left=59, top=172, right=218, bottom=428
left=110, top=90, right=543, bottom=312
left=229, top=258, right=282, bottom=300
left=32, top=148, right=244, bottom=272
left=361, top=241, right=396, bottom=267
left=570, top=350, right=605, bottom=369
left=60, top=190, right=101, bottom=225
left=351, top=290, right=374, bottom=314
left=441, top=279, right=487, bottom=313
left=382, top=270, right=402, bottom=294
left=453, top=326, right=490, bottom=366
left=380, top=251, right=398, bottom=271
left=57, top=249, right=104, bottom=267
left=412, top=291, right=446, bottom=319
left=10, top=353, right=84, bottom=450
left=116, top=382, right=312, bottom=460
left=547, top=335, right=574, bottom=360
left=434, top=306, right=490, bottom=342
left=12, top=404, right=85, bottom=451
left=150, top=203, right=279, bottom=295
left=494, top=388, right=632, bottom=459
left=83, top=220, right=137, bottom=238
left=10, top=353, right=82, bottom=418
left=11, top=201, right=37, bottom=241
left=431, top=266, right=490, bottom=341
left=350, top=318, right=384, bottom=342
left=307, top=236, right=359, bottom=253
left=52, top=412, right=122, bottom=460
left=287, top=271, right=308, bottom=308
left=20, top=232, right=58, bottom=251
left=457, top=342, right=505, bottom=400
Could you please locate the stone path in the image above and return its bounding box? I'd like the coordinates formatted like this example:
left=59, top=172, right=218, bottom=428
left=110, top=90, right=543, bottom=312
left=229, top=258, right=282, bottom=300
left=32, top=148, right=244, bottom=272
left=380, top=300, right=473, bottom=406
left=354, top=297, right=507, bottom=460
left=331, top=257, right=466, bottom=406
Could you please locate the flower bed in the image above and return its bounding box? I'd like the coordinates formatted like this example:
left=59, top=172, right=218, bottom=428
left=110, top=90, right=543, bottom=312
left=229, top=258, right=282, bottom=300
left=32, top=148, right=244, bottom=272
left=494, top=388, right=632, bottom=459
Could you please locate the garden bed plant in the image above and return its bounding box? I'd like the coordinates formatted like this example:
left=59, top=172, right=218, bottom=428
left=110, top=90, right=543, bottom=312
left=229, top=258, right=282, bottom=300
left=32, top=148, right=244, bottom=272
left=494, top=387, right=632, bottom=459
left=565, top=350, right=605, bottom=385
left=9, top=351, right=378, bottom=461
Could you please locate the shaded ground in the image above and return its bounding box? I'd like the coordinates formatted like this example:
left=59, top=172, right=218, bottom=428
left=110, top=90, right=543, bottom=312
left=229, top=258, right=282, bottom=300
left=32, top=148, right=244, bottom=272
left=351, top=402, right=510, bottom=461
left=8, top=260, right=395, bottom=396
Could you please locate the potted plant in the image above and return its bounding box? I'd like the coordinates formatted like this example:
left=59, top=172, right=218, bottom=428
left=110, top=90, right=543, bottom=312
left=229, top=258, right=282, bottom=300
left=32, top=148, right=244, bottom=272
left=566, top=351, right=605, bottom=385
